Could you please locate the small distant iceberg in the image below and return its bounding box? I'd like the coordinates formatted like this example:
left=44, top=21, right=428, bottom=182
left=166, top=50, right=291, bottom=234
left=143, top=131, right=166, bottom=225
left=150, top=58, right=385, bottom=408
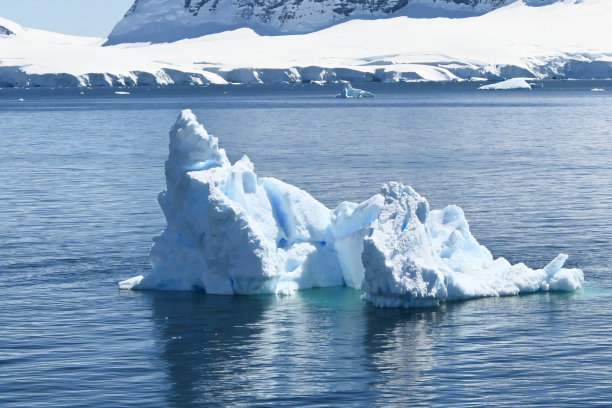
left=336, top=80, right=374, bottom=98
left=118, top=110, right=584, bottom=308
left=591, top=88, right=605, bottom=92
left=115, top=91, right=130, bottom=95
left=479, top=78, right=532, bottom=90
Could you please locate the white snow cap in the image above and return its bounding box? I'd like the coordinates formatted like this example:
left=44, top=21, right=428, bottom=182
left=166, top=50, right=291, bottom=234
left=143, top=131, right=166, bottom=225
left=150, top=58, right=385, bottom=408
left=119, top=110, right=584, bottom=307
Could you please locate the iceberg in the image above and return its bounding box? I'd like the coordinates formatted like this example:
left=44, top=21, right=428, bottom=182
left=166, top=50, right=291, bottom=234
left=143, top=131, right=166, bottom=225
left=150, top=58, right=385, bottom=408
left=479, top=78, right=532, bottom=90
left=336, top=81, right=375, bottom=99
left=119, top=110, right=584, bottom=307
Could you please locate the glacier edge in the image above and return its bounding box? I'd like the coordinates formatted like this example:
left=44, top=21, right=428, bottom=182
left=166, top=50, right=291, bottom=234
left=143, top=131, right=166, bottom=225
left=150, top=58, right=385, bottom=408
left=2, top=0, right=612, bottom=88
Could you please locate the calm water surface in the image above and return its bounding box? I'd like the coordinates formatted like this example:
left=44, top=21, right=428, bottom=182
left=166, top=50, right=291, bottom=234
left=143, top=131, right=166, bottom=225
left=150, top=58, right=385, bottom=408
left=1, top=82, right=611, bottom=407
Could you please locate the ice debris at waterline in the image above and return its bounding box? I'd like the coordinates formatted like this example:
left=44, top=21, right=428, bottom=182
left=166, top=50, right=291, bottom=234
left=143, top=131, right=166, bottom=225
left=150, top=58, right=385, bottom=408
left=119, top=110, right=584, bottom=307
left=478, top=78, right=532, bottom=90
left=336, top=81, right=374, bottom=99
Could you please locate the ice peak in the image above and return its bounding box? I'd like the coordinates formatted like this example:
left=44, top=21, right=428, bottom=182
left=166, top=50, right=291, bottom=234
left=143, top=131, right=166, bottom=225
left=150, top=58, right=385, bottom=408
left=168, top=109, right=229, bottom=167
left=165, top=109, right=230, bottom=192
left=379, top=181, right=429, bottom=225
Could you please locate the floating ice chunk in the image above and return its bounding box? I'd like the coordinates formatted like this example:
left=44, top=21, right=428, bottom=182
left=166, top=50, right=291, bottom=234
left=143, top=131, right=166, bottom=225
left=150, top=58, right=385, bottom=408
left=118, top=275, right=144, bottom=289
left=362, top=182, right=584, bottom=307
left=543, top=254, right=584, bottom=291
left=479, top=78, right=532, bottom=90
left=335, top=80, right=374, bottom=98
left=119, top=110, right=584, bottom=308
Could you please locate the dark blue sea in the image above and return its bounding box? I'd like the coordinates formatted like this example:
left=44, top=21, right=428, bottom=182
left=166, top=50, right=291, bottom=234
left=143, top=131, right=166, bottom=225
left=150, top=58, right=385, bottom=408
left=1, top=81, right=611, bottom=407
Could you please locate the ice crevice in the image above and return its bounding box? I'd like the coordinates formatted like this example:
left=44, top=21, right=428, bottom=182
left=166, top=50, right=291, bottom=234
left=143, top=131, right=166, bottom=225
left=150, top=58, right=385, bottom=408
left=119, top=109, right=584, bottom=308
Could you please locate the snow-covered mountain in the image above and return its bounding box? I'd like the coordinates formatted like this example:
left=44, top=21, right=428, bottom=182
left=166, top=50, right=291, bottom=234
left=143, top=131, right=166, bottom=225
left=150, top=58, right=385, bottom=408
left=106, top=0, right=553, bottom=44
left=1, top=0, right=611, bottom=87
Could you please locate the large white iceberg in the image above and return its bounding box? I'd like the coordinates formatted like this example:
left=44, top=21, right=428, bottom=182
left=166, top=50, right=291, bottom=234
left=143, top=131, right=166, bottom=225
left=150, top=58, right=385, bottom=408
left=335, top=81, right=375, bottom=99
left=119, top=110, right=584, bottom=307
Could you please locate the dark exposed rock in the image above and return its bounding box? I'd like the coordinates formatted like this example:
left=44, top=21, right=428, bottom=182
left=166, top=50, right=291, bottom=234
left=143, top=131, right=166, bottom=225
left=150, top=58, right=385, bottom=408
left=1, top=25, right=15, bottom=36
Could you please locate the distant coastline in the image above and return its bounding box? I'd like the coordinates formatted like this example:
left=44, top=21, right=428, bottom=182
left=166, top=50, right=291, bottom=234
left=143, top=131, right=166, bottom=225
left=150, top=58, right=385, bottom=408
left=1, top=0, right=611, bottom=88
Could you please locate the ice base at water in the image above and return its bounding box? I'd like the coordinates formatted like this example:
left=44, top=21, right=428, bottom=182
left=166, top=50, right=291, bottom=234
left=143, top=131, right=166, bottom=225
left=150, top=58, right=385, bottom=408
left=119, top=110, right=584, bottom=307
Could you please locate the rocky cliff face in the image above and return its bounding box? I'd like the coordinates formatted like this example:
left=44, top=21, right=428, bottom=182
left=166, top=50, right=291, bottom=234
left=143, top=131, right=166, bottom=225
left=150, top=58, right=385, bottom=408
left=106, top=0, right=548, bottom=45
left=0, top=25, right=15, bottom=36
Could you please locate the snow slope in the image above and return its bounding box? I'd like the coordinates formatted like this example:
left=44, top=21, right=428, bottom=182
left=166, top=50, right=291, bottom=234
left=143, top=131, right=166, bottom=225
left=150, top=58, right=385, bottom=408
left=119, top=109, right=584, bottom=308
left=1, top=0, right=611, bottom=87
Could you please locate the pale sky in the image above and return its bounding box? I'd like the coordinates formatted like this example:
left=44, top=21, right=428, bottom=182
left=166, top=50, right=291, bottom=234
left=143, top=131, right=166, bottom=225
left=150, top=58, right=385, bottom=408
left=0, top=0, right=135, bottom=37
